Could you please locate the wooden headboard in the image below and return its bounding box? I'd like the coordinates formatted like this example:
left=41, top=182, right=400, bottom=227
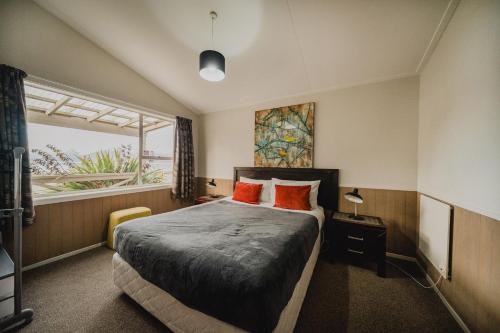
left=233, top=167, right=339, bottom=211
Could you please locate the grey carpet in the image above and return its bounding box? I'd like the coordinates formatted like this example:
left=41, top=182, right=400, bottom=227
left=17, top=247, right=461, bottom=333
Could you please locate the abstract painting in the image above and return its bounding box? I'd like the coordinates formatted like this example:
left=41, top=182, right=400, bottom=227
left=254, top=102, right=314, bottom=168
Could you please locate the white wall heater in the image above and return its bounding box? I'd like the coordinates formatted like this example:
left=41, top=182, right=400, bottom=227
left=418, top=194, right=453, bottom=278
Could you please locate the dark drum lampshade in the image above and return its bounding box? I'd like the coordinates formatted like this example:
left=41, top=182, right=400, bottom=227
left=344, top=188, right=364, bottom=220
left=199, top=50, right=225, bottom=82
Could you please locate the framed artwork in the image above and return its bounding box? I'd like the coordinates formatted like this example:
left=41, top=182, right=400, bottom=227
left=254, top=102, right=314, bottom=168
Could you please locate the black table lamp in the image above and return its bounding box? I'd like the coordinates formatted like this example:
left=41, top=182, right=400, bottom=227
left=207, top=179, right=218, bottom=198
left=344, top=188, right=364, bottom=220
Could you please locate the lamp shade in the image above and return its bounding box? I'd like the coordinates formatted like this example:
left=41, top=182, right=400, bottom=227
left=199, top=50, right=225, bottom=82
left=344, top=188, right=363, bottom=204
left=207, top=178, right=217, bottom=188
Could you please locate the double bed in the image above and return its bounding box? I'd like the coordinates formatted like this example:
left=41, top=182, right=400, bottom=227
left=112, top=167, right=339, bottom=333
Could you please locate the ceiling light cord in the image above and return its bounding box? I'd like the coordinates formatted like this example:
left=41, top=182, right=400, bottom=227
left=210, top=11, right=217, bottom=49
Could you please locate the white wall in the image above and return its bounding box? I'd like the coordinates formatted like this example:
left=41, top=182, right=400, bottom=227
left=418, top=0, right=500, bottom=220
left=0, top=0, right=199, bottom=173
left=200, top=76, right=419, bottom=190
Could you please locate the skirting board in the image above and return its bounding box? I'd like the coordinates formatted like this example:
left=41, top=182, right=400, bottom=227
left=386, top=252, right=417, bottom=262
left=23, top=242, right=106, bottom=272
left=415, top=261, right=470, bottom=333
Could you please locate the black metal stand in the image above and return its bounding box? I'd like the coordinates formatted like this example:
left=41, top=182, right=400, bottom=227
left=0, top=148, right=34, bottom=332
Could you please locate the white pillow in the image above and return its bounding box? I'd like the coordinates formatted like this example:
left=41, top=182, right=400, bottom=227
left=271, top=178, right=321, bottom=208
left=239, top=177, right=272, bottom=203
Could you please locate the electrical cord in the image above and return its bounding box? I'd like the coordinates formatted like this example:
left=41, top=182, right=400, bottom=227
left=320, top=220, right=440, bottom=289
left=386, top=259, right=443, bottom=289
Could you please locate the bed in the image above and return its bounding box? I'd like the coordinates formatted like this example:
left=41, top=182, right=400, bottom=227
left=112, top=167, right=339, bottom=333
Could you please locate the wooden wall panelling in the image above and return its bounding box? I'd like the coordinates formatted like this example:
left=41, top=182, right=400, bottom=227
left=60, top=202, right=73, bottom=256
left=111, top=194, right=127, bottom=216
left=453, top=208, right=481, bottom=328
left=481, top=215, right=500, bottom=332
left=89, top=198, right=103, bottom=246
left=154, top=190, right=168, bottom=214
left=417, top=203, right=500, bottom=333
left=72, top=201, right=85, bottom=251
left=478, top=214, right=500, bottom=332
left=404, top=191, right=418, bottom=256
left=83, top=199, right=94, bottom=248
left=128, top=192, right=142, bottom=211
left=47, top=202, right=62, bottom=258
left=34, top=204, right=49, bottom=263
left=100, top=196, right=113, bottom=243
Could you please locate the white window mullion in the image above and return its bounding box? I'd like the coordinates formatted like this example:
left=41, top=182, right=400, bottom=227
left=138, top=114, right=144, bottom=185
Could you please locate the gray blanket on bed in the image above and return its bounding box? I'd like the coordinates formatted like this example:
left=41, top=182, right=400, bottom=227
left=114, top=200, right=319, bottom=333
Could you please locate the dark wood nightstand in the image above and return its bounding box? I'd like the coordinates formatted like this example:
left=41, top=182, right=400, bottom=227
left=194, top=195, right=225, bottom=205
left=327, top=212, right=387, bottom=277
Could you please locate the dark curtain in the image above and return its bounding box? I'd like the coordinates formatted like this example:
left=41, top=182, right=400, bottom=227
left=0, top=64, right=35, bottom=224
left=172, top=116, right=194, bottom=199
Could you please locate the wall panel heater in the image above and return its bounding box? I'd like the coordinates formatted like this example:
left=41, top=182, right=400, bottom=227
left=418, top=194, right=453, bottom=279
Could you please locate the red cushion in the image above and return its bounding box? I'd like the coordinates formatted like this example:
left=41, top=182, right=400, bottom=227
left=274, top=185, right=312, bottom=211
left=232, top=181, right=263, bottom=204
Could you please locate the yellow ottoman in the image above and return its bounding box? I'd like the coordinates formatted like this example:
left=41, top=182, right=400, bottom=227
left=107, top=207, right=152, bottom=249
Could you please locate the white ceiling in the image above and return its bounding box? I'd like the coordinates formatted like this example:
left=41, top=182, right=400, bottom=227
left=34, top=0, right=451, bottom=114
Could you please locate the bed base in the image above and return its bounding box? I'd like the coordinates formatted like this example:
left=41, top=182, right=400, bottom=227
left=112, top=234, right=321, bottom=333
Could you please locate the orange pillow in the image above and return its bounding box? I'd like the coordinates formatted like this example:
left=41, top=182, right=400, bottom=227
left=274, top=185, right=312, bottom=211
left=232, top=181, right=263, bottom=204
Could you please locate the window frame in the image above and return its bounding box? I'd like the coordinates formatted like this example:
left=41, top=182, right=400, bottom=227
left=25, top=76, right=176, bottom=203
left=138, top=114, right=174, bottom=185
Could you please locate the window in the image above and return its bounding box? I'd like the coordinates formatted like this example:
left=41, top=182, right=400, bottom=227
left=25, top=81, right=174, bottom=197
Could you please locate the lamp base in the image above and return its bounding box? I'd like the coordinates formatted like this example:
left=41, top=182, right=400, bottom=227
left=348, top=214, right=365, bottom=221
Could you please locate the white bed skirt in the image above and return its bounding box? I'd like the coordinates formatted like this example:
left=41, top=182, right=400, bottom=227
left=112, top=233, right=321, bottom=333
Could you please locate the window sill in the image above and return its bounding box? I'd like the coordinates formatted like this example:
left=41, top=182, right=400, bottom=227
left=33, top=184, right=172, bottom=206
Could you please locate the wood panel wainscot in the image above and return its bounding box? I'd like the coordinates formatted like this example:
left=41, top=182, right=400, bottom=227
left=197, top=178, right=417, bottom=257
left=3, top=188, right=189, bottom=267
left=416, top=201, right=500, bottom=333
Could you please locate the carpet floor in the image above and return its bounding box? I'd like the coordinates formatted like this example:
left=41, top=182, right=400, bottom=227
left=17, top=247, right=461, bottom=333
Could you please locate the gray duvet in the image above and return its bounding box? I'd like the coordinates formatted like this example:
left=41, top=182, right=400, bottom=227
left=114, top=200, right=319, bottom=333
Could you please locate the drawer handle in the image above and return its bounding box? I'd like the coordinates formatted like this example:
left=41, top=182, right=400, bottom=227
left=347, top=235, right=364, bottom=241
left=347, top=248, right=364, bottom=255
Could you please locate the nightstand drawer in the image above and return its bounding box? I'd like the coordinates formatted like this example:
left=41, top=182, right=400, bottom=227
left=346, top=247, right=365, bottom=256
left=346, top=237, right=364, bottom=252
left=345, top=226, right=365, bottom=239
left=347, top=234, right=364, bottom=242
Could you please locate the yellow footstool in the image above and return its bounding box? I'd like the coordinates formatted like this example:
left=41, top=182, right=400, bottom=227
left=107, top=207, right=152, bottom=249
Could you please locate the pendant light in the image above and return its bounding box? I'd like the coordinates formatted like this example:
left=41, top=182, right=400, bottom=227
left=199, top=11, right=225, bottom=82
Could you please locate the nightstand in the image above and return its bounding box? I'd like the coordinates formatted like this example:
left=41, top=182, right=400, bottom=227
left=194, top=195, right=225, bottom=205
left=328, top=212, right=387, bottom=277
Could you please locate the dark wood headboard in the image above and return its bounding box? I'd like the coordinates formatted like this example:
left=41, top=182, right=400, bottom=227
left=233, top=167, right=339, bottom=211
